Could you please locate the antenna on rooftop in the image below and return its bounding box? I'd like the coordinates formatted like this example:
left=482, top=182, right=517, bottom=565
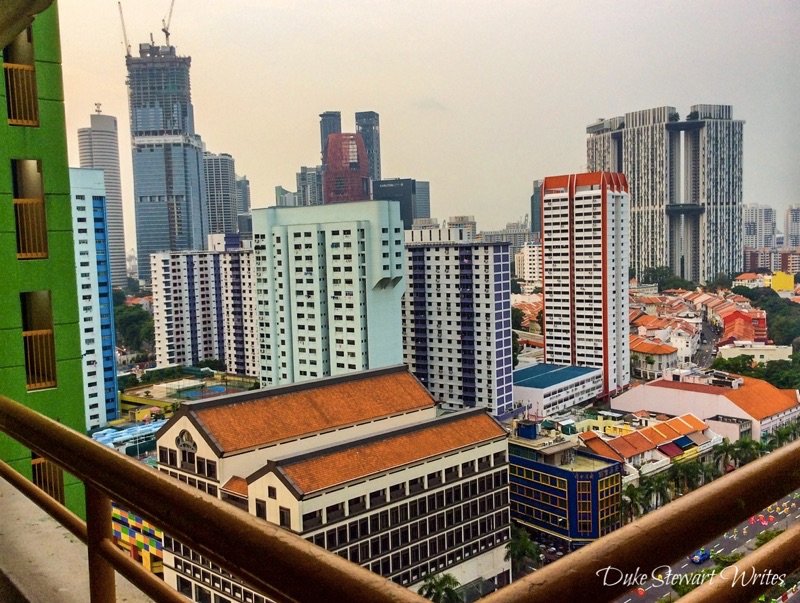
left=94, top=102, right=102, bottom=114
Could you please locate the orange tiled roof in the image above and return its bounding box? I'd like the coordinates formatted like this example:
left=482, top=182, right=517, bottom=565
left=639, top=423, right=680, bottom=445
left=723, top=377, right=800, bottom=421
left=278, top=412, right=506, bottom=494
left=221, top=476, right=248, bottom=497
left=191, top=369, right=434, bottom=453
left=677, top=414, right=708, bottom=432
left=664, top=414, right=707, bottom=435
left=580, top=432, right=625, bottom=463
left=630, top=335, right=677, bottom=355
left=734, top=273, right=760, bottom=281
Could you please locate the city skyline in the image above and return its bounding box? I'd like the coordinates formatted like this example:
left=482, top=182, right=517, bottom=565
left=59, top=1, right=800, bottom=260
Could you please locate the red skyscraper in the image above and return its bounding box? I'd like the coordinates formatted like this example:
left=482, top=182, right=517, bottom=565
left=322, top=133, right=370, bottom=203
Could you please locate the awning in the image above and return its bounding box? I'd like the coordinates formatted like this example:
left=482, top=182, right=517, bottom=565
left=687, top=432, right=710, bottom=446
left=657, top=442, right=683, bottom=458
left=673, top=435, right=695, bottom=450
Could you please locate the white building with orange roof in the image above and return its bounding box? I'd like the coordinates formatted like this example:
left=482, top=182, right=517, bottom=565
left=629, top=335, right=678, bottom=379
left=610, top=368, right=800, bottom=441
left=155, top=366, right=512, bottom=600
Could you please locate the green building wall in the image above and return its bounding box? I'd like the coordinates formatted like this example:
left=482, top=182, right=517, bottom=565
left=0, top=2, right=87, bottom=516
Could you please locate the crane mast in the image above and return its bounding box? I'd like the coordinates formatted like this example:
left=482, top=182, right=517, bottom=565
left=161, top=0, right=176, bottom=46
left=117, top=0, right=131, bottom=57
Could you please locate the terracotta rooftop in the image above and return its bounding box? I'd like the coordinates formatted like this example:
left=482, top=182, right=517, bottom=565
left=663, top=414, right=707, bottom=435
left=276, top=412, right=506, bottom=494
left=221, top=476, right=248, bottom=497
left=649, top=377, right=800, bottom=421
left=187, top=367, right=435, bottom=454
left=579, top=432, right=625, bottom=463
left=630, top=334, right=677, bottom=355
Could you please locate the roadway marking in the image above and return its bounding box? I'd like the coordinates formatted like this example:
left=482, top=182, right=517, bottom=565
left=623, top=599, right=631, bottom=603
left=716, top=548, right=725, bottom=553
left=681, top=562, right=689, bottom=569
left=646, top=585, right=653, bottom=591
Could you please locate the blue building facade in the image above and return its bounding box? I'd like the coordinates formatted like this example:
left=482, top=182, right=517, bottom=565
left=508, top=420, right=622, bottom=551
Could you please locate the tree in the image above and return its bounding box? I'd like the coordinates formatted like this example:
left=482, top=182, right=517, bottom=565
left=699, top=462, right=721, bottom=485
left=511, top=307, right=525, bottom=331
left=118, top=373, right=139, bottom=391
left=755, top=529, right=784, bottom=548
left=126, top=276, right=140, bottom=295
left=510, top=278, right=522, bottom=294
left=622, top=483, right=647, bottom=523
left=505, top=525, right=540, bottom=579
left=512, top=332, right=521, bottom=368
left=112, top=287, right=126, bottom=307
left=713, top=437, right=736, bottom=473
left=706, top=272, right=732, bottom=292
left=733, top=437, right=764, bottom=466
left=766, top=425, right=794, bottom=451
left=115, top=304, right=154, bottom=351
left=420, top=573, right=461, bottom=603
left=196, top=358, right=226, bottom=372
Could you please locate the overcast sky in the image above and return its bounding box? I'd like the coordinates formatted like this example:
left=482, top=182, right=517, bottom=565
left=58, top=1, right=800, bottom=255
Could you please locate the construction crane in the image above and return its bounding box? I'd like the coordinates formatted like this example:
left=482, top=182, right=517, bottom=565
left=117, top=0, right=131, bottom=57
left=161, top=0, right=176, bottom=46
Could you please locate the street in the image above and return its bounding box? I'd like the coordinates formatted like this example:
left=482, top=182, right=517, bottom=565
left=611, top=492, right=800, bottom=603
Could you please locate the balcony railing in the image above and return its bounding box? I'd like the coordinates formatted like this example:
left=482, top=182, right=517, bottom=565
left=14, top=197, right=48, bottom=258
left=22, top=328, right=56, bottom=390
left=4, top=62, right=39, bottom=126
left=0, top=393, right=799, bottom=603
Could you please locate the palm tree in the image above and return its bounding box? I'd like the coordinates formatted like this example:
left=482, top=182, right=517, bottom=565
left=505, top=525, right=540, bottom=579
left=420, top=573, right=461, bottom=603
left=699, top=462, right=721, bottom=486
left=622, top=483, right=647, bottom=523
left=713, top=437, right=736, bottom=473
left=734, top=437, right=765, bottom=466
left=650, top=472, right=672, bottom=508
left=766, top=425, right=794, bottom=451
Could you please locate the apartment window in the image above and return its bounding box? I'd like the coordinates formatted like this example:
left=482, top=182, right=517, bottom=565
left=255, top=499, right=267, bottom=520
left=21, top=290, right=56, bottom=390
left=3, top=27, right=39, bottom=126
left=12, top=159, right=47, bottom=259
left=279, top=507, right=291, bottom=528
left=268, top=486, right=277, bottom=499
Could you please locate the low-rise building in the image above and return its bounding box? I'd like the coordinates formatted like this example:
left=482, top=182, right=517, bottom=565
left=156, top=366, right=512, bottom=601
left=508, top=420, right=623, bottom=551
left=717, top=343, right=793, bottom=364
left=629, top=335, right=679, bottom=379
left=610, top=368, right=800, bottom=441
left=512, top=363, right=602, bottom=417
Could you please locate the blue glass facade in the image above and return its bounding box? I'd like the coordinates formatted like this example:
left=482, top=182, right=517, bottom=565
left=92, top=195, right=119, bottom=423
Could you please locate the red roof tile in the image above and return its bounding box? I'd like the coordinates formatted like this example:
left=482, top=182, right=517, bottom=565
left=280, top=413, right=506, bottom=494
left=191, top=369, right=435, bottom=453
left=221, top=476, right=248, bottom=497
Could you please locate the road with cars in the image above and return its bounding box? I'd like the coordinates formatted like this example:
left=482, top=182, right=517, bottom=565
left=611, top=492, right=800, bottom=603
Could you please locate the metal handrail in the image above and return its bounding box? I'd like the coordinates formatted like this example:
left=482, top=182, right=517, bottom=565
left=483, top=438, right=800, bottom=603
left=0, top=394, right=424, bottom=603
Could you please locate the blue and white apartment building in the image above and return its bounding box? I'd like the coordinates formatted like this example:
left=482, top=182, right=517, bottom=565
left=69, top=167, right=118, bottom=429
left=402, top=227, right=514, bottom=418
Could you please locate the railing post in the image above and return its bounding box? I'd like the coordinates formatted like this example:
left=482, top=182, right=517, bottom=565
left=85, top=485, right=115, bottom=603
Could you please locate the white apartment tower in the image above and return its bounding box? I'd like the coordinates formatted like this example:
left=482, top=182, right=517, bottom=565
left=786, top=205, right=800, bottom=248
left=203, top=152, right=239, bottom=235
left=253, top=201, right=405, bottom=387
left=541, top=172, right=630, bottom=399
left=78, top=110, right=127, bottom=288
left=514, top=241, right=542, bottom=287
left=151, top=234, right=258, bottom=375
left=402, top=228, right=514, bottom=418
left=587, top=104, right=744, bottom=284
left=743, top=204, right=777, bottom=250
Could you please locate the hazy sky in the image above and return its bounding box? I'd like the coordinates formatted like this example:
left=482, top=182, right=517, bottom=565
left=58, top=1, right=800, bottom=255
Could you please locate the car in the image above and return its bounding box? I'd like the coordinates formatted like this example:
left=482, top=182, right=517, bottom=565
left=690, top=548, right=711, bottom=564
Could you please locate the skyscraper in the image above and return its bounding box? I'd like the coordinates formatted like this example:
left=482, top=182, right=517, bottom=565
left=77, top=109, right=127, bottom=288
left=587, top=105, right=744, bottom=284
left=372, top=178, right=430, bottom=229
left=542, top=172, right=630, bottom=399
left=743, top=204, right=776, bottom=249
left=252, top=201, right=405, bottom=387
left=126, top=42, right=208, bottom=283
left=70, top=168, right=118, bottom=429
left=355, top=110, right=381, bottom=182
left=296, top=165, right=323, bottom=206
left=403, top=228, right=514, bottom=417
left=530, top=178, right=542, bottom=241
left=203, top=151, right=238, bottom=234
left=319, top=110, right=341, bottom=161
left=321, top=133, right=370, bottom=203
left=235, top=174, right=250, bottom=214
left=1, top=6, right=88, bottom=513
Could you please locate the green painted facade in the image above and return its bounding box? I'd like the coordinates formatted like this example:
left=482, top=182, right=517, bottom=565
left=0, top=3, right=87, bottom=516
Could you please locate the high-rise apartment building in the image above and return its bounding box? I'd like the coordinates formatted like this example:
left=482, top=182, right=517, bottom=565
left=1, top=7, right=88, bottom=513
left=355, top=110, right=381, bottom=182
left=530, top=179, right=542, bottom=241
left=151, top=235, right=258, bottom=376
left=253, top=201, right=405, bottom=387
left=275, top=185, right=300, bottom=207
left=203, top=151, right=238, bottom=235
left=514, top=241, right=542, bottom=287
left=296, top=165, right=323, bottom=206
left=743, top=204, right=776, bottom=250
left=785, top=205, right=800, bottom=248
left=322, top=133, right=371, bottom=203
left=479, top=219, right=532, bottom=258
left=373, top=178, right=431, bottom=230
left=403, top=228, right=514, bottom=417
left=319, top=110, right=342, bottom=161
left=542, top=172, right=630, bottom=399
left=126, top=42, right=208, bottom=283
left=70, top=168, right=119, bottom=430
left=446, top=216, right=477, bottom=240
left=77, top=109, right=127, bottom=288
left=587, top=105, right=743, bottom=284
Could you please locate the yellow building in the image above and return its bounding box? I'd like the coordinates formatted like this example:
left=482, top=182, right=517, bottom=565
left=770, top=271, right=794, bottom=292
